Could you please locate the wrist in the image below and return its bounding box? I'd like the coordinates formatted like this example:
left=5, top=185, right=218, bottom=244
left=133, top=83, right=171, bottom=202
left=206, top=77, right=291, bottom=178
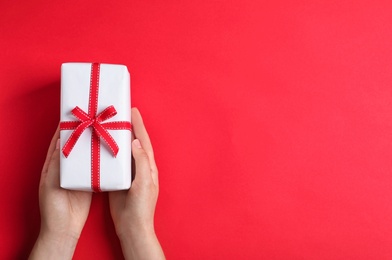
left=118, top=227, right=165, bottom=260
left=29, top=230, right=79, bottom=260
left=39, top=228, right=79, bottom=246
left=38, top=217, right=84, bottom=242
left=118, top=224, right=156, bottom=244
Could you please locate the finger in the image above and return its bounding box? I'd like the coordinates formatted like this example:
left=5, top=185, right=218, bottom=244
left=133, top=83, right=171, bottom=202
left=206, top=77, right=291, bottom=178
left=45, top=140, right=61, bottom=188
left=132, top=139, right=153, bottom=186
left=131, top=108, right=154, bottom=158
left=41, top=125, right=60, bottom=175
left=131, top=108, right=158, bottom=185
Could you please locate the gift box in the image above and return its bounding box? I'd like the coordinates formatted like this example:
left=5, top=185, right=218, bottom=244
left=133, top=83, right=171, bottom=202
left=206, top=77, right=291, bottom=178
left=60, top=62, right=132, bottom=192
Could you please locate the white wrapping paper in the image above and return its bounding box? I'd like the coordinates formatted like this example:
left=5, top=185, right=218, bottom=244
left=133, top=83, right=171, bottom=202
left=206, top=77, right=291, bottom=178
left=60, top=62, right=132, bottom=191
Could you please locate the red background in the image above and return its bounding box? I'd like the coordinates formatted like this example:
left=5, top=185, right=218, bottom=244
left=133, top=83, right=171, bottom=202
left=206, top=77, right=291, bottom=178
left=1, top=0, right=392, bottom=259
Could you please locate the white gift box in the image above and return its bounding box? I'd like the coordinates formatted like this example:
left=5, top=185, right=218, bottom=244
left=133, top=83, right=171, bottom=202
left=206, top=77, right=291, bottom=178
left=60, top=62, right=132, bottom=192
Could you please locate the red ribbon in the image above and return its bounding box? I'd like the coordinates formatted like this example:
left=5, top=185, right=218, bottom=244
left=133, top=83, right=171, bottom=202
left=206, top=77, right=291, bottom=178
left=60, top=63, right=132, bottom=192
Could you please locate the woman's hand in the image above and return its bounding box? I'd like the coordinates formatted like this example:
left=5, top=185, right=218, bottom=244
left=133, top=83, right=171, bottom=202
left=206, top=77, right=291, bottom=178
left=109, top=108, right=165, bottom=260
left=29, top=126, right=92, bottom=260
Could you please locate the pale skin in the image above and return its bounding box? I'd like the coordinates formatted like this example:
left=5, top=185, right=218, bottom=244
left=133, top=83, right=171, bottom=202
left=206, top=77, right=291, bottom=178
left=29, top=108, right=165, bottom=260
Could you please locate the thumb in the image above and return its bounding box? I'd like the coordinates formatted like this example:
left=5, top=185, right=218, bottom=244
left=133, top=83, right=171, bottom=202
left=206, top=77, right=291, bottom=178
left=132, top=139, right=153, bottom=185
left=45, top=139, right=61, bottom=188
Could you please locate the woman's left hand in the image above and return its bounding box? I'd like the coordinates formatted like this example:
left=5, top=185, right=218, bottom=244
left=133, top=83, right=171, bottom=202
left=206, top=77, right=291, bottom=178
left=29, top=126, right=92, bottom=260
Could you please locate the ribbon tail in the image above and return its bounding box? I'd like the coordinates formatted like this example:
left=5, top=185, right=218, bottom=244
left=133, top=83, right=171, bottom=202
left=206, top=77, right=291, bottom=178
left=62, top=121, right=92, bottom=157
left=93, top=122, right=119, bottom=157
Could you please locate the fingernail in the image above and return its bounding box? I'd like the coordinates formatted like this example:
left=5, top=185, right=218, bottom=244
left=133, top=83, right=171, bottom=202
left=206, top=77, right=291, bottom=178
left=56, top=139, right=60, bottom=150
left=133, top=139, right=142, bottom=148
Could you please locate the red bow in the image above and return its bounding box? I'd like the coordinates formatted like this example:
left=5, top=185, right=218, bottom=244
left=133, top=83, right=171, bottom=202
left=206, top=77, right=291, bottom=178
left=60, top=105, right=131, bottom=158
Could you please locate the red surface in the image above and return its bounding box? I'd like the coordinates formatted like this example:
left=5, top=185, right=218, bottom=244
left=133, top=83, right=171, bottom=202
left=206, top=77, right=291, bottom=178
left=1, top=1, right=392, bottom=259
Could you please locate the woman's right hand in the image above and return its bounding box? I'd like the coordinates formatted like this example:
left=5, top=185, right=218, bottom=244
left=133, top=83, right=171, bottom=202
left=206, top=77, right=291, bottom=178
left=108, top=108, right=165, bottom=260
